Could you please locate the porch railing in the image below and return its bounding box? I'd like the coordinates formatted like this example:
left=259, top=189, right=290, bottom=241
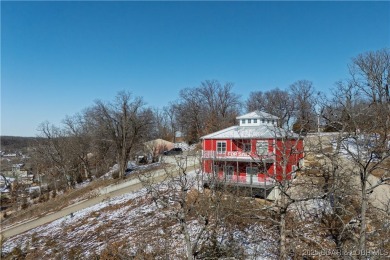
left=202, top=150, right=275, bottom=161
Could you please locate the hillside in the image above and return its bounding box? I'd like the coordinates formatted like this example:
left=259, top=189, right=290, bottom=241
left=1, top=172, right=278, bottom=259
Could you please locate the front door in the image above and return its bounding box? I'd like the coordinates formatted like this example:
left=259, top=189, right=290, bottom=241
left=246, top=167, right=259, bottom=184
left=224, top=166, right=234, bottom=181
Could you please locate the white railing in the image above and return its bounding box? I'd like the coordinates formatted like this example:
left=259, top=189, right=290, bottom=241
left=202, top=150, right=275, bottom=161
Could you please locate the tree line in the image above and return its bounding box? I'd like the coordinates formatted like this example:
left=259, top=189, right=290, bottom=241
left=29, top=48, right=388, bottom=189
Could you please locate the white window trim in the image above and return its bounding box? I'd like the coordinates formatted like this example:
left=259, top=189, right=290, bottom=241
left=256, top=140, right=268, bottom=155
left=216, top=141, right=227, bottom=154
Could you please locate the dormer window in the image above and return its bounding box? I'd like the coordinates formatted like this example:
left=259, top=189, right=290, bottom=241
left=242, top=119, right=246, bottom=124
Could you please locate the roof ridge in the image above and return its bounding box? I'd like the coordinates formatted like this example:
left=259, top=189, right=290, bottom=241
left=201, top=124, right=297, bottom=139
left=236, top=110, right=279, bottom=120
left=201, top=125, right=238, bottom=139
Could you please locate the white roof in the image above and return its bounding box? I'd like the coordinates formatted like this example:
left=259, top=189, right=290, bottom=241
left=236, top=110, right=279, bottom=120
left=201, top=125, right=297, bottom=139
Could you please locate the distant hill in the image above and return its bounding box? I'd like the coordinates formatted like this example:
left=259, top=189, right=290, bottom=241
left=0, top=136, right=42, bottom=152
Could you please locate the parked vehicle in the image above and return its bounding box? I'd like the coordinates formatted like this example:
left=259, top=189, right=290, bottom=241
left=163, top=148, right=183, bottom=156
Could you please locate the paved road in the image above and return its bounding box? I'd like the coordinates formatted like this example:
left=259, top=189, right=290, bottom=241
left=1, top=158, right=199, bottom=240
left=1, top=181, right=143, bottom=239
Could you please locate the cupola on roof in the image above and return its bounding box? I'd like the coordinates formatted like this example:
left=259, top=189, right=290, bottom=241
left=236, top=110, right=279, bottom=127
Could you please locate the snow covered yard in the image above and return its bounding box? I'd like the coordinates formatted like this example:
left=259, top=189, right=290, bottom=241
left=2, top=172, right=279, bottom=259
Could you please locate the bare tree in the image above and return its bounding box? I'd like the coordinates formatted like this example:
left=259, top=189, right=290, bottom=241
left=320, top=49, right=390, bottom=256
left=36, top=121, right=78, bottom=189
left=139, top=153, right=249, bottom=258
left=350, top=48, right=390, bottom=105
left=175, top=80, right=242, bottom=143
left=163, top=102, right=179, bottom=143
left=63, top=113, right=94, bottom=180
left=246, top=91, right=265, bottom=112
left=290, top=80, right=317, bottom=133
left=91, top=91, right=153, bottom=179
left=150, top=108, right=169, bottom=141
left=264, top=130, right=309, bottom=259
left=83, top=107, right=116, bottom=177
left=230, top=125, right=340, bottom=259
left=304, top=129, right=361, bottom=256
left=336, top=96, right=389, bottom=254
left=246, top=88, right=294, bottom=127
left=175, top=87, right=205, bottom=144
left=139, top=155, right=208, bottom=259
left=199, top=80, right=241, bottom=133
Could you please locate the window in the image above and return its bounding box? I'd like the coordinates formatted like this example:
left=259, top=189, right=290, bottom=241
left=248, top=119, right=252, bottom=123
left=246, top=167, right=259, bottom=175
left=243, top=143, right=251, bottom=152
left=262, top=119, right=265, bottom=123
left=242, top=119, right=246, bottom=124
left=253, top=119, right=257, bottom=123
left=256, top=140, right=268, bottom=155
left=217, top=141, right=226, bottom=154
left=267, top=119, right=270, bottom=124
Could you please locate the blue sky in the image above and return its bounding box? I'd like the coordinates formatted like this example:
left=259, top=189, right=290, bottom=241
left=2, top=1, right=389, bottom=137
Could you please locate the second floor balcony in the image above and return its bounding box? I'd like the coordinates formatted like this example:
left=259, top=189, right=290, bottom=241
left=202, top=150, right=275, bottom=162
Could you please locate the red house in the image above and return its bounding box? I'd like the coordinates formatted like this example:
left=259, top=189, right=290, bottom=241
left=201, top=111, right=304, bottom=190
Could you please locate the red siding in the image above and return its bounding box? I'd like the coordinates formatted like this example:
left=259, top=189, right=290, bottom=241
left=203, top=137, right=304, bottom=183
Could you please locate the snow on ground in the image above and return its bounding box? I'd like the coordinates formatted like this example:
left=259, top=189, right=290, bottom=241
left=2, top=188, right=152, bottom=258
left=2, top=170, right=277, bottom=259
left=290, top=199, right=333, bottom=220
left=332, top=135, right=388, bottom=162
left=174, top=142, right=197, bottom=151
left=101, top=161, right=162, bottom=179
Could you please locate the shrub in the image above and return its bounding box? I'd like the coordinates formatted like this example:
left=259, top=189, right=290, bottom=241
left=30, top=190, right=40, bottom=200
left=67, top=245, right=83, bottom=259
left=76, top=173, right=84, bottom=184
left=21, top=197, right=29, bottom=210
left=52, top=189, right=57, bottom=198
left=99, top=241, right=132, bottom=259
left=10, top=245, right=25, bottom=258
left=112, top=172, right=120, bottom=179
